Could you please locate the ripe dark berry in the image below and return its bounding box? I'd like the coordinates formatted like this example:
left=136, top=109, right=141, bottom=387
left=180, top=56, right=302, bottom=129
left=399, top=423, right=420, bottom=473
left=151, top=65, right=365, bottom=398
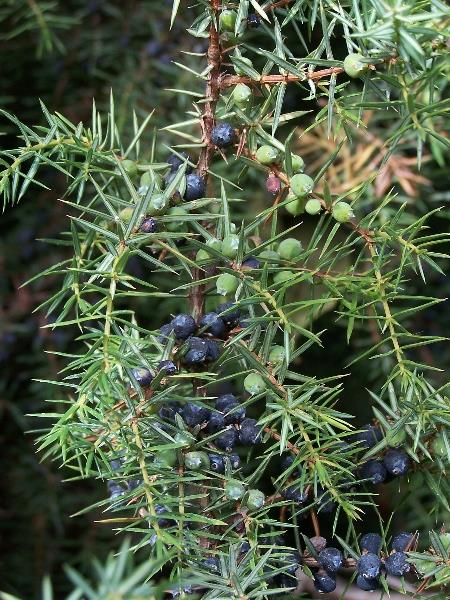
left=110, top=458, right=123, bottom=472
left=216, top=394, right=245, bottom=424
left=355, top=424, right=383, bottom=449
left=383, top=448, right=410, bottom=476
left=228, top=453, right=241, bottom=469
left=207, top=412, right=226, bottom=433
left=318, top=547, right=343, bottom=573
left=202, top=556, right=220, bottom=573
left=167, top=151, right=192, bottom=173
left=215, top=427, right=239, bottom=452
left=358, top=553, right=381, bottom=580
left=360, top=459, right=387, bottom=484
left=281, top=453, right=295, bottom=471
left=242, top=256, right=260, bottom=269
left=182, top=402, right=210, bottom=427
left=158, top=360, right=177, bottom=375
left=247, top=13, right=260, bottom=28
left=108, top=480, right=125, bottom=500
left=183, top=337, right=209, bottom=365
left=385, top=552, right=410, bottom=577
left=158, top=402, right=183, bottom=421
left=184, top=173, right=206, bottom=201
left=239, top=418, right=262, bottom=445
left=208, top=453, right=225, bottom=473
left=282, top=484, right=309, bottom=504
left=391, top=532, right=414, bottom=552
left=360, top=533, right=382, bottom=555
left=216, top=393, right=238, bottom=412
left=139, top=217, right=157, bottom=233
left=199, top=312, right=226, bottom=338
left=171, top=313, right=197, bottom=340
left=216, top=302, right=241, bottom=328
left=211, top=122, right=235, bottom=147
left=205, top=339, right=220, bottom=362
left=158, top=323, right=174, bottom=342
left=313, top=569, right=336, bottom=593
left=155, top=504, right=175, bottom=528
left=127, top=478, right=142, bottom=491
left=356, top=575, right=379, bottom=591
left=131, top=367, right=153, bottom=387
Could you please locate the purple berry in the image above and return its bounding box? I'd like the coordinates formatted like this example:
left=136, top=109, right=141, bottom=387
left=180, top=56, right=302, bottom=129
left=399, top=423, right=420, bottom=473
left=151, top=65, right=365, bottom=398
left=171, top=314, right=197, bottom=340
left=215, top=427, right=239, bottom=452
left=355, top=424, right=383, bottom=449
left=211, top=122, right=235, bottom=147
left=360, top=533, right=382, bottom=555
left=318, top=547, right=343, bottom=573
left=167, top=151, right=193, bottom=173
left=140, top=217, right=157, bottom=233
left=239, top=418, right=262, bottom=445
left=360, top=459, right=387, bottom=484
left=182, top=402, right=210, bottom=427
left=385, top=552, right=410, bottom=577
left=314, top=569, right=336, bottom=593
left=216, top=302, right=241, bottom=328
left=391, top=532, right=414, bottom=552
left=358, top=553, right=381, bottom=579
left=356, top=575, right=379, bottom=591
left=158, top=360, right=177, bottom=375
left=200, top=312, right=226, bottom=338
left=184, top=174, right=206, bottom=201
left=383, top=449, right=410, bottom=476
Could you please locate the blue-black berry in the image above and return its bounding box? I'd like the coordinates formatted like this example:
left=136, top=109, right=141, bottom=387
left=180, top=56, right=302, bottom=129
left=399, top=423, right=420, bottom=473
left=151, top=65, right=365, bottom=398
left=208, top=453, right=225, bottom=473
left=171, top=313, right=197, bottom=340
left=200, top=312, right=226, bottom=338
left=158, top=323, right=174, bottom=342
left=132, top=367, right=153, bottom=387
left=207, top=412, right=226, bottom=433
left=202, top=556, right=220, bottom=573
left=318, top=547, right=343, bottom=574
left=242, top=256, right=260, bottom=269
left=140, top=217, right=157, bottom=233
left=184, top=173, right=206, bottom=201
left=205, top=339, right=221, bottom=362
left=385, top=552, right=410, bottom=577
left=247, top=13, right=260, bottom=28
left=167, top=151, right=193, bottom=173
left=228, top=453, right=241, bottom=469
left=281, top=453, right=295, bottom=471
left=360, top=459, right=387, bottom=484
left=239, top=418, right=262, bottom=445
left=158, top=360, right=177, bottom=375
left=356, top=575, right=379, bottom=591
left=316, top=486, right=336, bottom=514
left=183, top=337, right=208, bottom=365
left=182, top=402, right=210, bottom=427
left=155, top=504, right=175, bottom=528
left=358, top=553, right=381, bottom=579
left=108, top=480, right=125, bottom=500
left=215, top=427, right=239, bottom=452
left=211, top=122, right=235, bottom=147
left=216, top=302, right=241, bottom=328
left=314, top=570, right=336, bottom=593
left=355, top=424, right=383, bottom=449
left=158, top=402, right=182, bottom=421
left=282, top=484, right=309, bottom=504
left=360, top=533, right=382, bottom=555
left=391, top=532, right=414, bottom=552
left=383, top=448, right=410, bottom=476
left=216, top=394, right=245, bottom=424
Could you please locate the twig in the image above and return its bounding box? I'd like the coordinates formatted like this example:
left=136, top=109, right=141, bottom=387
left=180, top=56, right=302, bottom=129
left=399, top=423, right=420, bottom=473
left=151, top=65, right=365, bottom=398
left=221, top=67, right=345, bottom=88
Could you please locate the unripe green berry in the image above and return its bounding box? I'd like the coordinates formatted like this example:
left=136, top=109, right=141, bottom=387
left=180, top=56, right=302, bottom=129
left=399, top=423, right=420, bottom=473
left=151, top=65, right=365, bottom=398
left=148, top=194, right=169, bottom=216
left=196, top=249, right=211, bottom=261
left=119, top=207, right=134, bottom=223
left=216, top=273, right=239, bottom=296
left=259, top=249, right=280, bottom=262
left=291, top=173, right=314, bottom=198
left=233, top=83, right=252, bottom=107
left=268, top=345, right=285, bottom=364
left=184, top=451, right=210, bottom=471
left=207, top=238, right=222, bottom=252
left=174, top=431, right=196, bottom=447
left=273, top=270, right=295, bottom=284
left=285, top=196, right=306, bottom=216
left=305, top=199, right=322, bottom=215
left=121, top=159, right=138, bottom=179
left=154, top=449, right=178, bottom=468
left=332, top=201, right=354, bottom=223
left=233, top=56, right=253, bottom=75
left=245, top=489, right=265, bottom=511
left=255, top=145, right=280, bottom=165
left=219, top=9, right=237, bottom=32
left=343, top=53, right=369, bottom=78
left=140, top=170, right=162, bottom=190
left=386, top=428, right=407, bottom=448
left=222, top=234, right=240, bottom=258
left=278, top=237, right=302, bottom=261
left=432, top=433, right=448, bottom=460
left=166, top=207, right=188, bottom=231
left=244, top=372, right=266, bottom=395
left=225, top=480, right=245, bottom=500
left=291, top=154, right=305, bottom=173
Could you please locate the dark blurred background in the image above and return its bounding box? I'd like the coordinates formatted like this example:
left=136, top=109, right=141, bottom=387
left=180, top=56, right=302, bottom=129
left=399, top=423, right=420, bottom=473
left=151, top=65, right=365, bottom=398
left=0, top=2, right=448, bottom=598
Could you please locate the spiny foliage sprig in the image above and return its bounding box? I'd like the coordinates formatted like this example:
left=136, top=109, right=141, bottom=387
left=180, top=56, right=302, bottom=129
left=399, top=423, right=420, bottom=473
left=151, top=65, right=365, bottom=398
left=1, top=0, right=449, bottom=598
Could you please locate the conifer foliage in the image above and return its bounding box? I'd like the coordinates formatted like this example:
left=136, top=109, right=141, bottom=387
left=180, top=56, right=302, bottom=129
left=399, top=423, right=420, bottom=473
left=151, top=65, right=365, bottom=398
left=1, top=0, right=450, bottom=598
